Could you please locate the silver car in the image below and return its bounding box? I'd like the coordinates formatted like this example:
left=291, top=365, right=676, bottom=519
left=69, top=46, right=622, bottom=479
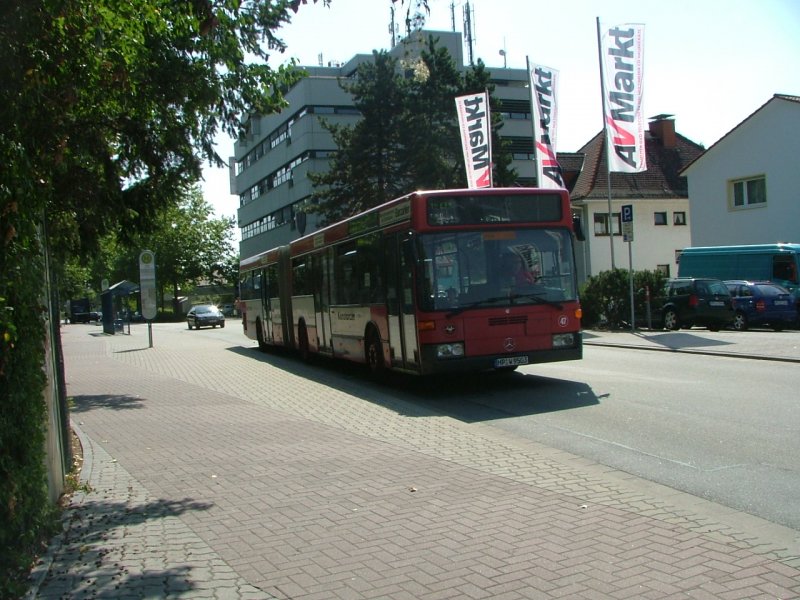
left=186, top=305, right=226, bottom=330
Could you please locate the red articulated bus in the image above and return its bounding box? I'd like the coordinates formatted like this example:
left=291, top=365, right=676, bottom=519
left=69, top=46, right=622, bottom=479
left=239, top=187, right=583, bottom=375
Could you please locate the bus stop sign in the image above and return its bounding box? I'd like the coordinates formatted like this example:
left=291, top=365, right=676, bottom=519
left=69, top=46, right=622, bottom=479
left=139, top=250, right=157, bottom=321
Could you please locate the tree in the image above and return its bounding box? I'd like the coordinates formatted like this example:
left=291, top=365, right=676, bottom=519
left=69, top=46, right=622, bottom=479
left=398, top=35, right=466, bottom=190
left=0, top=0, right=428, bottom=590
left=135, top=188, right=237, bottom=310
left=310, top=34, right=517, bottom=224
left=0, top=1, right=323, bottom=594
left=310, top=51, right=409, bottom=224
left=58, top=188, right=237, bottom=314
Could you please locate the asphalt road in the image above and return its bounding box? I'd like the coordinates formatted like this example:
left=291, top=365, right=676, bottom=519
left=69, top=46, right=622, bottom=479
left=394, top=346, right=799, bottom=531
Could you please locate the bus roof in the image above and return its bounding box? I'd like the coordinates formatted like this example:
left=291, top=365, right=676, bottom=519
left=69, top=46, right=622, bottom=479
left=681, top=243, right=800, bottom=255
left=241, top=187, right=571, bottom=267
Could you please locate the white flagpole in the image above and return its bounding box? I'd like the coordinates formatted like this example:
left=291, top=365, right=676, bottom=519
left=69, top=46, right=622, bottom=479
left=596, top=17, right=616, bottom=270
left=485, top=88, right=494, bottom=188
left=525, top=56, right=539, bottom=188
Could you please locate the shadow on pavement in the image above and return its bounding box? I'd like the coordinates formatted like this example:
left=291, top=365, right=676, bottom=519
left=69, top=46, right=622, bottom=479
left=71, top=394, right=146, bottom=412
left=39, top=497, right=212, bottom=598
left=633, top=331, right=734, bottom=350
left=225, top=345, right=599, bottom=424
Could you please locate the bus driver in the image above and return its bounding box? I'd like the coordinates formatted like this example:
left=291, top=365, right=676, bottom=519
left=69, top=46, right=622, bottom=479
left=501, top=252, right=538, bottom=287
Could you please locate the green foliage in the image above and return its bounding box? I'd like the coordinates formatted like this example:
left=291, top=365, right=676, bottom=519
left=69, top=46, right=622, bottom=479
left=310, top=50, right=409, bottom=223
left=1, top=0, right=322, bottom=593
left=310, top=35, right=517, bottom=225
left=580, top=269, right=667, bottom=329
left=0, top=155, right=58, bottom=599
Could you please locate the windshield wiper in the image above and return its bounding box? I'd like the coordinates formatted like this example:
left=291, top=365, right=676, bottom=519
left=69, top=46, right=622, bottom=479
left=511, top=293, right=563, bottom=309
left=445, top=295, right=509, bottom=317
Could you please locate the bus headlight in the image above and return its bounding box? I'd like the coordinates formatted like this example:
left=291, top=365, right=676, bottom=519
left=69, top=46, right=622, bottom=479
left=552, top=333, right=575, bottom=348
left=436, top=342, right=465, bottom=359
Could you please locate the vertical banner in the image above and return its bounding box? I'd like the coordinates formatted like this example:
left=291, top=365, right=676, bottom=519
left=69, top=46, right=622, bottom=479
left=528, top=60, right=564, bottom=189
left=599, top=23, right=646, bottom=173
left=455, top=92, right=492, bottom=189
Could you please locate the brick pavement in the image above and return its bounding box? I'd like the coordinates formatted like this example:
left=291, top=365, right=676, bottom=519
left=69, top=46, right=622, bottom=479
left=27, top=323, right=800, bottom=599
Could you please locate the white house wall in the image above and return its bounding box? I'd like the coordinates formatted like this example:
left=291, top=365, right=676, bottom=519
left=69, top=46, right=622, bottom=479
left=581, top=197, right=691, bottom=278
left=685, top=99, right=800, bottom=246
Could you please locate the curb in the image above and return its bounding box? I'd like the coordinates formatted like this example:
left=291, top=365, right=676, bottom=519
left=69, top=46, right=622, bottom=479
left=583, top=339, right=800, bottom=363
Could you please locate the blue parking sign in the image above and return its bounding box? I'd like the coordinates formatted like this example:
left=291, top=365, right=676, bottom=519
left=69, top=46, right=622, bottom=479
left=622, top=205, right=633, bottom=223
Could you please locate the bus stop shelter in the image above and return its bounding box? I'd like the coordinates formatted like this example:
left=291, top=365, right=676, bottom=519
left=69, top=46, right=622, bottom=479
left=101, top=280, right=139, bottom=334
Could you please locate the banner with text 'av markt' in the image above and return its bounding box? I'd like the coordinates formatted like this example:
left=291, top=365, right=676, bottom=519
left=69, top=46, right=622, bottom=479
left=600, top=23, right=646, bottom=173
left=455, top=92, right=492, bottom=189
left=529, top=62, right=564, bottom=189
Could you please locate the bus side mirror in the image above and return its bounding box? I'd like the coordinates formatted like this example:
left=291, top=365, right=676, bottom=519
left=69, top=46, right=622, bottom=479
left=573, top=216, right=585, bottom=242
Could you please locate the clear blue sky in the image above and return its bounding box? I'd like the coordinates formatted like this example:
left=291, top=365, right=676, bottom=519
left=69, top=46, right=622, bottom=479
left=202, top=0, right=800, bottom=222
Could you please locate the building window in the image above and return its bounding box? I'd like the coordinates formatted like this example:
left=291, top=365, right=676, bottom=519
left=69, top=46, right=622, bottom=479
left=730, top=176, right=766, bottom=209
left=593, top=212, right=621, bottom=236
left=654, top=212, right=667, bottom=226
left=656, top=264, right=670, bottom=277
left=673, top=211, right=686, bottom=226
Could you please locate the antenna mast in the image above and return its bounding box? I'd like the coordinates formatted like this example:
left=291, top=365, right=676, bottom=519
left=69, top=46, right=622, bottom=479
left=463, top=1, right=475, bottom=65
left=389, top=5, right=397, bottom=47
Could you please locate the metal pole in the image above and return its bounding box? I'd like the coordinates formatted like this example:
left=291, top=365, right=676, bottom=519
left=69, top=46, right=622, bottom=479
left=526, top=56, right=539, bottom=187
left=628, top=241, right=635, bottom=331
left=148, top=322, right=153, bottom=348
left=596, top=17, right=616, bottom=269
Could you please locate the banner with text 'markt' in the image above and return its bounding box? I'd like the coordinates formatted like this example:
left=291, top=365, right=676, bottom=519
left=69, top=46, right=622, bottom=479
left=529, top=62, right=564, bottom=189
left=455, top=92, right=492, bottom=188
left=600, top=23, right=646, bottom=173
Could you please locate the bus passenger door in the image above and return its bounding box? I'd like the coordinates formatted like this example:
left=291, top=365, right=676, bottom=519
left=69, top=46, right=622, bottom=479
left=386, top=234, right=419, bottom=370
left=315, top=251, right=333, bottom=353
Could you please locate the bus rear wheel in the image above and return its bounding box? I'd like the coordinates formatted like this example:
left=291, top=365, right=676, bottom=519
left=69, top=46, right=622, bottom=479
left=365, top=330, right=385, bottom=378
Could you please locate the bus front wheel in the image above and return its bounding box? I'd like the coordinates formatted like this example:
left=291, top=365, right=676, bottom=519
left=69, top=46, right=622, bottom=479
left=365, top=329, right=385, bottom=378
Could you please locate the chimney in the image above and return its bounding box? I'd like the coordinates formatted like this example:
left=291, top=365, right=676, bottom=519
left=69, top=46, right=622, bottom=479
left=649, top=114, right=676, bottom=149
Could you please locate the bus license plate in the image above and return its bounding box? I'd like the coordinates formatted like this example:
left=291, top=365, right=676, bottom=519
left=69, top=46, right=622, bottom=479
left=495, top=356, right=528, bottom=368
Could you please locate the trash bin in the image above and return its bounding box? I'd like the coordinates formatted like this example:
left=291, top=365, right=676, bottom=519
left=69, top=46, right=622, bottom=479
left=114, top=319, right=124, bottom=333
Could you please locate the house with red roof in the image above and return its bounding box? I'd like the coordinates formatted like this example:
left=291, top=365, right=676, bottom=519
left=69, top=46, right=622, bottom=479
left=680, top=94, right=800, bottom=248
left=564, top=116, right=705, bottom=282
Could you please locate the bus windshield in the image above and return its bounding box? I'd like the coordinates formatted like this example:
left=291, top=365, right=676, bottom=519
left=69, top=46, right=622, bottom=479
left=418, top=228, right=577, bottom=312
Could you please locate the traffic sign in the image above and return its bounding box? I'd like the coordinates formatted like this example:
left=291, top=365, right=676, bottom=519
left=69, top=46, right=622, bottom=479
left=621, top=204, right=633, bottom=223
left=139, top=250, right=157, bottom=321
left=621, top=204, right=633, bottom=241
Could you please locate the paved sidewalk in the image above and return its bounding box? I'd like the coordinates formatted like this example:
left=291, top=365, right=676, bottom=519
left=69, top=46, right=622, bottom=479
left=26, top=324, right=800, bottom=599
left=583, top=327, right=800, bottom=363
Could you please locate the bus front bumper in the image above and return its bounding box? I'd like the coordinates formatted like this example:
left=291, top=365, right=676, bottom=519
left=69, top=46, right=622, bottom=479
left=418, top=335, right=583, bottom=375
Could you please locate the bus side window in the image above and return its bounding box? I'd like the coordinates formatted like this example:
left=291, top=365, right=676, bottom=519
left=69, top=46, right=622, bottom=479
left=335, top=242, right=357, bottom=304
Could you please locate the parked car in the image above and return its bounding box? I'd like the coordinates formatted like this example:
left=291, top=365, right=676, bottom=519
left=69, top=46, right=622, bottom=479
left=660, top=278, right=734, bottom=331
left=723, top=280, right=797, bottom=331
left=186, top=304, right=226, bottom=330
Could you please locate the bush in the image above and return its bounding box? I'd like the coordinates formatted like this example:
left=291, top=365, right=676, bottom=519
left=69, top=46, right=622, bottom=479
left=0, top=214, right=59, bottom=599
left=580, top=268, right=666, bottom=329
